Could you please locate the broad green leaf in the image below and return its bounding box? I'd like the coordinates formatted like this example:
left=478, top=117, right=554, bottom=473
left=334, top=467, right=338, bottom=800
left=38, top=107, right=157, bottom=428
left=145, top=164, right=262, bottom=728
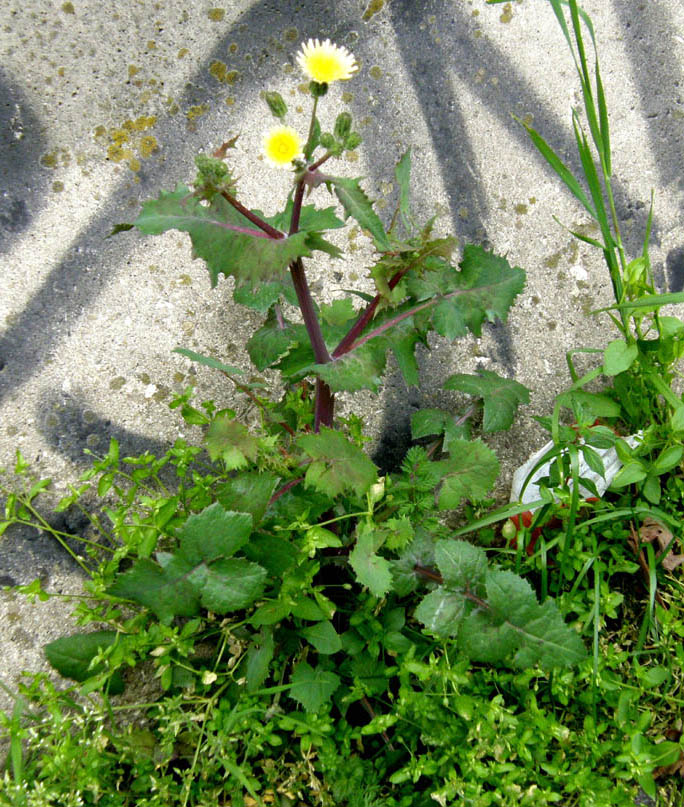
left=216, top=472, right=278, bottom=525
left=444, top=370, right=530, bottom=432
left=189, top=557, right=266, bottom=613
left=107, top=557, right=201, bottom=625
left=436, top=439, right=499, bottom=509
left=289, top=662, right=341, bottom=713
left=44, top=631, right=124, bottom=694
left=299, top=427, right=377, bottom=498
left=603, top=339, right=638, bottom=376
left=611, top=461, right=648, bottom=488
left=291, top=598, right=327, bottom=621
left=328, top=176, right=391, bottom=252
left=411, top=408, right=449, bottom=440
left=179, top=503, right=253, bottom=565
left=391, top=330, right=422, bottom=387
left=434, top=539, right=487, bottom=593
left=134, top=185, right=311, bottom=288
left=301, top=620, right=342, bottom=655
left=557, top=389, right=621, bottom=419
left=671, top=405, right=684, bottom=433
left=350, top=654, right=388, bottom=696
left=414, top=589, right=466, bottom=638
left=173, top=348, right=244, bottom=375
left=250, top=600, right=291, bottom=626
left=511, top=598, right=587, bottom=669
left=268, top=201, right=345, bottom=234
left=247, top=313, right=304, bottom=372
left=653, top=445, right=683, bottom=475
left=349, top=523, right=393, bottom=598
left=391, top=529, right=436, bottom=597
left=206, top=415, right=258, bottom=469
left=245, top=629, right=274, bottom=692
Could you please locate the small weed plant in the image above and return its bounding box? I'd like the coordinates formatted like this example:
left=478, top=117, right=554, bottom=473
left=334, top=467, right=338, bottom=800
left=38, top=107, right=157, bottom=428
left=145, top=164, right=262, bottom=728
left=2, top=3, right=684, bottom=806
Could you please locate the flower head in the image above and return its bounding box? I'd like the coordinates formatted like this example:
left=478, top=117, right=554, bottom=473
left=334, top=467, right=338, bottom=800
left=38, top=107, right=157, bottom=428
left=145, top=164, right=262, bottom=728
left=296, top=38, right=358, bottom=84
left=262, top=125, right=304, bottom=167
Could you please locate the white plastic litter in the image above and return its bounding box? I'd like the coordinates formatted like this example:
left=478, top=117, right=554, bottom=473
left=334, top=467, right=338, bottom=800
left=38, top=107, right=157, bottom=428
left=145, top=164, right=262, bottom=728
left=510, top=433, right=643, bottom=507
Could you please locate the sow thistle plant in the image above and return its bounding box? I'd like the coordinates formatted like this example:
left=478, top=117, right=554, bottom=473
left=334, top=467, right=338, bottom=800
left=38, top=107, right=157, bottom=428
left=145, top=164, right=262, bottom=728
left=1, top=35, right=589, bottom=806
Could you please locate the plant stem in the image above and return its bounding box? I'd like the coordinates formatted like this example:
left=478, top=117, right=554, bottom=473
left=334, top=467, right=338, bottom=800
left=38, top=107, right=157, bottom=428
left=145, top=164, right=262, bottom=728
left=288, top=153, right=335, bottom=429
left=220, top=191, right=283, bottom=240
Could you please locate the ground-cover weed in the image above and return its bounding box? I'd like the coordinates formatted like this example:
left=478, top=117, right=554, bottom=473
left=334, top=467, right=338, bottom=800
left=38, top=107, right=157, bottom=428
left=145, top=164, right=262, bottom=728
left=0, top=33, right=595, bottom=807
left=482, top=0, right=684, bottom=801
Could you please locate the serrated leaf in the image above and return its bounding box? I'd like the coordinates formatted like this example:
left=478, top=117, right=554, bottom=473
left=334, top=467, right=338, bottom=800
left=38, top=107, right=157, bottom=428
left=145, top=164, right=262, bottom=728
left=415, top=589, right=466, bottom=638
left=315, top=342, right=387, bottom=392
left=216, top=472, right=279, bottom=525
left=44, top=631, right=124, bottom=694
left=107, top=557, right=201, bottom=625
left=245, top=629, right=274, bottom=692
left=411, top=409, right=450, bottom=440
left=298, top=427, right=377, bottom=498
left=557, top=389, right=621, bottom=419
left=391, top=529, right=436, bottom=597
left=233, top=278, right=297, bottom=312
left=206, top=415, right=258, bottom=469
left=428, top=246, right=525, bottom=339
left=603, top=339, right=638, bottom=376
left=134, top=185, right=311, bottom=288
left=289, top=662, right=341, bottom=712
left=434, top=539, right=487, bottom=592
left=247, top=312, right=304, bottom=371
left=391, top=330, right=422, bottom=387
left=328, top=176, right=391, bottom=252
left=178, top=502, right=253, bottom=565
left=349, top=523, right=393, bottom=598
left=444, top=370, right=530, bottom=432
left=189, top=557, right=266, bottom=613
left=268, top=201, right=345, bottom=234
left=173, top=348, right=244, bottom=375
left=301, top=620, right=342, bottom=655
left=436, top=439, right=500, bottom=509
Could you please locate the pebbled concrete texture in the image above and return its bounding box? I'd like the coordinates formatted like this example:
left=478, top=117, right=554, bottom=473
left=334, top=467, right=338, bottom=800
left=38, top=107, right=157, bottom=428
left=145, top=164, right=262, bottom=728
left=1, top=0, right=684, bottom=724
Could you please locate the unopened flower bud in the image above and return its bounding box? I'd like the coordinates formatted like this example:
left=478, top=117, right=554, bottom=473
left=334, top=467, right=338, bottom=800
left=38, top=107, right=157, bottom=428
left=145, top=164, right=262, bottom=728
left=345, top=131, right=362, bottom=150
left=263, top=90, right=287, bottom=119
left=320, top=132, right=336, bottom=150
left=309, top=80, right=329, bottom=98
left=334, top=112, right=352, bottom=141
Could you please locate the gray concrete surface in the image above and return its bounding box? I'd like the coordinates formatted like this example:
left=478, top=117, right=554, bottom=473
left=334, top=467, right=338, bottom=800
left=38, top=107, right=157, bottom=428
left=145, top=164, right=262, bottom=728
left=1, top=0, right=684, bottom=741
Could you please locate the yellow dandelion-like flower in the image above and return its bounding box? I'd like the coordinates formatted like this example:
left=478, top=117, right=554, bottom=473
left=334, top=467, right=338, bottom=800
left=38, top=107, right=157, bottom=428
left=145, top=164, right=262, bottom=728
left=262, top=125, right=304, bottom=167
left=296, top=38, right=358, bottom=84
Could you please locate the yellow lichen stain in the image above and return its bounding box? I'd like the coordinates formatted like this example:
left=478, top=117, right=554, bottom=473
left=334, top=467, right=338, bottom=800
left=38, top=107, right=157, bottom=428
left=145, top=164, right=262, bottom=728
left=128, top=65, right=140, bottom=79
left=369, top=65, right=382, bottom=80
left=342, top=91, right=353, bottom=103
left=500, top=3, right=513, bottom=22
left=522, top=113, right=533, bottom=126
left=139, top=135, right=158, bottom=157
left=146, top=40, right=156, bottom=50
left=346, top=151, right=359, bottom=163
left=229, top=42, right=238, bottom=53
left=514, top=203, right=528, bottom=215
left=57, top=66, right=65, bottom=76
left=177, top=47, right=189, bottom=58
left=298, top=82, right=310, bottom=94
left=40, top=148, right=70, bottom=168
left=458, top=206, right=469, bottom=220
left=61, top=1, right=75, bottom=13
left=225, top=96, right=235, bottom=106
left=40, top=152, right=57, bottom=168
left=208, top=8, right=225, bottom=21
left=472, top=8, right=480, bottom=15
left=177, top=274, right=192, bottom=285
left=528, top=196, right=537, bottom=205
left=209, top=60, right=228, bottom=82
left=362, top=0, right=384, bottom=22
left=283, top=27, right=298, bottom=42
left=166, top=99, right=180, bottom=115
left=128, top=156, right=141, bottom=171
left=186, top=104, right=209, bottom=120
left=52, top=181, right=64, bottom=192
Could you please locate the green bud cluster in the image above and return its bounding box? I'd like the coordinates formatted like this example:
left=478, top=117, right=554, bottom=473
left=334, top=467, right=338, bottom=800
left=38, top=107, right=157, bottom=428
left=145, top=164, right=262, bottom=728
left=194, top=154, right=236, bottom=198
left=319, top=112, right=362, bottom=159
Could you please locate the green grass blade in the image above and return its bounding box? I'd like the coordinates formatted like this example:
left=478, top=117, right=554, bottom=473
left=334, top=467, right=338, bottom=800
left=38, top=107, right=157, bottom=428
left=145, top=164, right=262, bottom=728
left=595, top=57, right=611, bottom=174
left=516, top=116, right=597, bottom=220
left=593, top=291, right=684, bottom=312
left=571, top=113, right=611, bottom=247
